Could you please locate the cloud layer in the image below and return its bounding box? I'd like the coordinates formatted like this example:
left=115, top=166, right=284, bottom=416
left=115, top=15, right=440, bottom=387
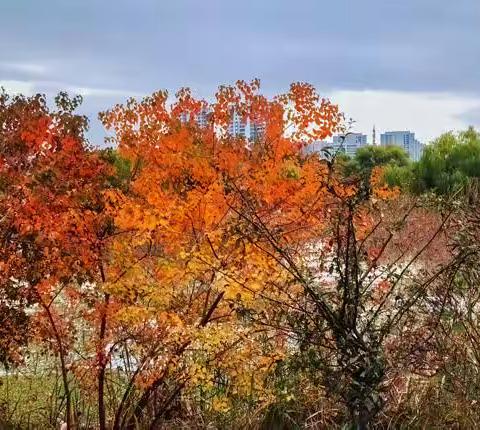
left=1, top=0, right=479, bottom=144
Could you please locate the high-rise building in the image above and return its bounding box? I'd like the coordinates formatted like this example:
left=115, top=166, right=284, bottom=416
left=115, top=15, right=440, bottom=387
left=195, top=108, right=210, bottom=128
left=304, top=134, right=368, bottom=158
left=412, top=138, right=424, bottom=161
left=303, top=140, right=330, bottom=156
left=332, top=133, right=368, bottom=156
left=250, top=121, right=266, bottom=141
left=179, top=108, right=211, bottom=128
left=179, top=112, right=189, bottom=124
left=228, top=110, right=246, bottom=138
left=380, top=131, right=424, bottom=161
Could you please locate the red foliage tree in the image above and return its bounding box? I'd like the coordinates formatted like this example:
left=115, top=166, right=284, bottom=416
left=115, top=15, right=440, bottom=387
left=0, top=91, right=109, bottom=428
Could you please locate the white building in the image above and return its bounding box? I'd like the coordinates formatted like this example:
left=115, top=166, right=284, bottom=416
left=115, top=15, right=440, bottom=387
left=195, top=108, right=210, bottom=128
left=179, top=108, right=211, bottom=128
left=181, top=108, right=265, bottom=142
left=332, top=133, right=368, bottom=156
left=249, top=121, right=266, bottom=141
left=303, top=140, right=330, bottom=156
left=304, top=135, right=367, bottom=158
left=410, top=139, right=424, bottom=162
left=380, top=131, right=424, bottom=161
left=228, top=110, right=246, bottom=138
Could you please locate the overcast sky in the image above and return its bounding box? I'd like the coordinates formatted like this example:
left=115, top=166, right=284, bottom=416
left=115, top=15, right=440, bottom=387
left=1, top=0, right=479, bottom=144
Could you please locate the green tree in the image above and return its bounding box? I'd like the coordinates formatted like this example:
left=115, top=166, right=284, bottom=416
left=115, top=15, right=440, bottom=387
left=383, top=164, right=415, bottom=190
left=340, top=145, right=411, bottom=196
left=352, top=145, right=410, bottom=173
left=415, top=127, right=480, bottom=195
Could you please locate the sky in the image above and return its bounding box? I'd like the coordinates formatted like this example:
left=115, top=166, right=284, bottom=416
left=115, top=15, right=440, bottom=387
left=1, top=0, right=479, bottom=145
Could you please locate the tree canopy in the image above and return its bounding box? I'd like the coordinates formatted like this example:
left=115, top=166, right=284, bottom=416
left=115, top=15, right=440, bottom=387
left=414, top=127, right=480, bottom=194
left=351, top=144, right=410, bottom=173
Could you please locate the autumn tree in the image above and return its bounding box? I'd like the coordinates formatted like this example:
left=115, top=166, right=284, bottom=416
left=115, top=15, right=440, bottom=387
left=98, top=79, right=463, bottom=429
left=0, top=90, right=110, bottom=429
left=96, top=79, right=345, bottom=428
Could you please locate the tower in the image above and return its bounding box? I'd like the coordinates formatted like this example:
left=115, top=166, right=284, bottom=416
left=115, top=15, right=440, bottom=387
left=372, top=125, right=376, bottom=146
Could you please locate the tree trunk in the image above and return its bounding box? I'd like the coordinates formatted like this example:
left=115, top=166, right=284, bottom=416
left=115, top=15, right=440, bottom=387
left=42, top=302, right=72, bottom=430
left=343, top=348, right=384, bottom=430
left=98, top=290, right=110, bottom=430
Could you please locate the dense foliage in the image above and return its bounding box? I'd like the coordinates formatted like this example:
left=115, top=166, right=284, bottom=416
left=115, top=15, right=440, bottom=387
left=381, top=127, right=480, bottom=195
left=346, top=145, right=410, bottom=176
left=0, top=83, right=479, bottom=430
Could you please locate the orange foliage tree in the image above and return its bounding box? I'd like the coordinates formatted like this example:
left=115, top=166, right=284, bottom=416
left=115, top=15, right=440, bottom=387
left=97, top=79, right=345, bottom=428
left=0, top=91, right=110, bottom=429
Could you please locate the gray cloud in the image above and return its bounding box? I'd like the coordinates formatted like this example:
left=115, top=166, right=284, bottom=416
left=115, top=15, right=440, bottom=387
left=2, top=0, right=479, bottom=93
left=1, top=0, right=479, bottom=144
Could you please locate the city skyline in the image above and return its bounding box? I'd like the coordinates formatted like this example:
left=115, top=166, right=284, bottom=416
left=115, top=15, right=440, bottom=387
left=307, top=128, right=426, bottom=161
left=0, top=1, right=479, bottom=145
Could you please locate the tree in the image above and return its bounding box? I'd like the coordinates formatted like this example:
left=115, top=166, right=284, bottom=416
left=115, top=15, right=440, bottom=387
left=342, top=144, right=408, bottom=182
left=0, top=90, right=110, bottom=429
left=382, top=163, right=415, bottom=191
left=414, top=127, right=480, bottom=195
left=353, top=145, right=410, bottom=173
left=98, top=79, right=345, bottom=428
left=229, top=156, right=459, bottom=428
left=330, top=145, right=411, bottom=201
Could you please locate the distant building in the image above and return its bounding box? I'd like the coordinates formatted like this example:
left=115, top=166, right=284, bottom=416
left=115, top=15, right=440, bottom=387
left=411, top=139, right=424, bottom=161
left=380, top=131, right=424, bottom=161
left=196, top=108, right=210, bottom=128
left=182, top=108, right=264, bottom=141
left=179, top=108, right=211, bottom=128
left=303, top=140, right=331, bottom=156
left=228, top=110, right=246, bottom=138
left=332, top=133, right=368, bottom=156
left=179, top=112, right=189, bottom=124
left=250, top=121, right=266, bottom=141
left=304, top=134, right=368, bottom=158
